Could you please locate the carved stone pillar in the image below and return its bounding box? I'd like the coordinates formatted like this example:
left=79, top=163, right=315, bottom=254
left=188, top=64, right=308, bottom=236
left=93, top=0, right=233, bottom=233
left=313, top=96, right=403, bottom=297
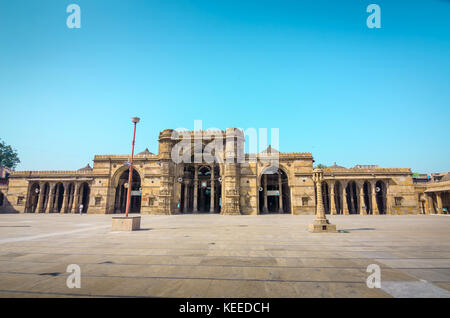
left=278, top=173, right=283, bottom=213
left=349, top=184, right=355, bottom=214
left=221, top=129, right=241, bottom=215
left=329, top=181, right=336, bottom=215
left=54, top=184, right=62, bottom=213
left=308, top=168, right=336, bottom=232
left=183, top=181, right=189, bottom=213
left=263, top=174, right=268, bottom=213
left=222, top=163, right=241, bottom=215
left=210, top=166, right=215, bottom=213
left=158, top=160, right=174, bottom=215
left=371, top=181, right=379, bottom=215
left=315, top=174, right=325, bottom=219
left=67, top=183, right=75, bottom=213
left=46, top=183, right=56, bottom=214
left=193, top=165, right=198, bottom=212
left=118, top=181, right=125, bottom=212
left=199, top=183, right=204, bottom=212
left=71, top=183, right=81, bottom=213
left=42, top=184, right=52, bottom=213
left=436, top=192, right=443, bottom=214
left=359, top=182, right=366, bottom=215
left=342, top=181, right=349, bottom=215
left=426, top=194, right=433, bottom=214
left=36, top=182, right=45, bottom=213
left=61, top=183, right=69, bottom=214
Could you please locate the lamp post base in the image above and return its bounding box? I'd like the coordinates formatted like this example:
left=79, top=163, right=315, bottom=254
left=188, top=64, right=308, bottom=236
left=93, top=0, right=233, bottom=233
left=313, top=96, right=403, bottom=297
left=112, top=216, right=141, bottom=231
left=308, top=218, right=337, bottom=233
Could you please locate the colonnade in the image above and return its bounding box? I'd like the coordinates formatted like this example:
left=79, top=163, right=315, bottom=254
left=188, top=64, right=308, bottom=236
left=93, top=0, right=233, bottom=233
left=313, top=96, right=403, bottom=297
left=181, top=165, right=221, bottom=213
left=321, top=179, right=388, bottom=215
left=25, top=181, right=90, bottom=214
left=421, top=191, right=449, bottom=214
left=113, top=168, right=142, bottom=214
left=260, top=170, right=289, bottom=214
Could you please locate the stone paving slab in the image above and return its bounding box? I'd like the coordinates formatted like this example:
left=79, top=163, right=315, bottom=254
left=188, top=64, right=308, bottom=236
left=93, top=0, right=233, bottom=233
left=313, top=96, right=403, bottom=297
left=0, top=214, right=449, bottom=297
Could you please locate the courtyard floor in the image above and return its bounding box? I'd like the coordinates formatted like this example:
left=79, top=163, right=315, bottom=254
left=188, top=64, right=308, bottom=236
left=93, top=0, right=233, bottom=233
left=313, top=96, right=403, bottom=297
left=0, top=213, right=449, bottom=298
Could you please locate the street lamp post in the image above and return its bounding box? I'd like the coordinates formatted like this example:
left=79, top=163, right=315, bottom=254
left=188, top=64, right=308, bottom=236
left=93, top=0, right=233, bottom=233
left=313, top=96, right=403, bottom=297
left=125, top=117, right=140, bottom=218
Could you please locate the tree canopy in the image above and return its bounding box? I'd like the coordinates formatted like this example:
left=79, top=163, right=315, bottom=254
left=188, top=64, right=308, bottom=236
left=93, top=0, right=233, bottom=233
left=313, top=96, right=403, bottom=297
left=0, top=139, right=20, bottom=170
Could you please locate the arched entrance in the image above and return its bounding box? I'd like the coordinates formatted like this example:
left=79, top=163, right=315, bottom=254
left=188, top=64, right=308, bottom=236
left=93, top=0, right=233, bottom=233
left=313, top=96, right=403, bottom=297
left=346, top=181, right=359, bottom=214
left=27, top=183, right=40, bottom=213
left=375, top=180, right=387, bottom=214
left=64, top=183, right=75, bottom=214
left=79, top=182, right=90, bottom=213
left=40, top=183, right=50, bottom=213
left=322, top=182, right=330, bottom=214
left=0, top=191, right=4, bottom=207
left=114, top=169, right=141, bottom=214
left=53, top=183, right=65, bottom=213
left=334, top=182, right=343, bottom=214
left=259, top=168, right=290, bottom=214
left=180, top=164, right=221, bottom=213
left=363, top=181, right=372, bottom=214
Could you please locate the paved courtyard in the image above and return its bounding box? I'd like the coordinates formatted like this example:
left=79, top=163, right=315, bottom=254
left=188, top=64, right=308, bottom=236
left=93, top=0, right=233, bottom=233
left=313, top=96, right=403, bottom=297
left=0, top=214, right=449, bottom=298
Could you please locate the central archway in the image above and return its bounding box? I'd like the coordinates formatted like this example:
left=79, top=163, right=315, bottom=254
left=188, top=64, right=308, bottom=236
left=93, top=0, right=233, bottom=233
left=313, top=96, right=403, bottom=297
left=259, top=168, right=290, bottom=214
left=180, top=164, right=221, bottom=213
left=114, top=169, right=141, bottom=214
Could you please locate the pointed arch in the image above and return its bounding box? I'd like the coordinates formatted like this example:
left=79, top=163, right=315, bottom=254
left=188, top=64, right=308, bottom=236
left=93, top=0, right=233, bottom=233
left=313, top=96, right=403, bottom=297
left=334, top=181, right=343, bottom=214
left=79, top=182, right=90, bottom=213
left=113, top=168, right=141, bottom=214
left=26, top=182, right=40, bottom=213
left=375, top=180, right=387, bottom=214
left=259, top=167, right=290, bottom=214
left=346, top=181, right=359, bottom=214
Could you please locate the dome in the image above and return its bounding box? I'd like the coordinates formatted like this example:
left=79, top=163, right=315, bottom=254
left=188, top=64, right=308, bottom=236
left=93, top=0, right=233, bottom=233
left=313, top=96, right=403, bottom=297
left=259, top=145, right=279, bottom=154
left=137, top=148, right=154, bottom=155
left=329, top=162, right=346, bottom=169
left=78, top=164, right=93, bottom=171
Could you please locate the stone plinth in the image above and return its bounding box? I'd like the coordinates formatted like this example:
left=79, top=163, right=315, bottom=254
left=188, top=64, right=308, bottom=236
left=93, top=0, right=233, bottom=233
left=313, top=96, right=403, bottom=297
left=308, top=218, right=337, bottom=233
left=112, top=216, right=141, bottom=231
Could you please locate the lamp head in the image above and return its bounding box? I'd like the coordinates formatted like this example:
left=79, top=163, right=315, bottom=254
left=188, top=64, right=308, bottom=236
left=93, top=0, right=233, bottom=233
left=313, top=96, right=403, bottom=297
left=131, top=117, right=140, bottom=124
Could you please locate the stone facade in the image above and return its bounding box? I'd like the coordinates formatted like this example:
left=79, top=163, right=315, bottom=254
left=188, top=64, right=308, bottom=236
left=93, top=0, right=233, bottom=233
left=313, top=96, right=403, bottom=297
left=0, top=129, right=427, bottom=216
left=414, top=174, right=450, bottom=215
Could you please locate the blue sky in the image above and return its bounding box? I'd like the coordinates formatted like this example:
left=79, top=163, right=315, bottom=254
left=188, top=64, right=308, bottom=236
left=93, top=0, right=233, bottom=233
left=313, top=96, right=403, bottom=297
left=0, top=0, right=449, bottom=173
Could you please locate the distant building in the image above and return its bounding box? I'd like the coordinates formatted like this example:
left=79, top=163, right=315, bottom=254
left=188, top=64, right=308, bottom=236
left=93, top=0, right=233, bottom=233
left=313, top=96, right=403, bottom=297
left=414, top=172, right=450, bottom=214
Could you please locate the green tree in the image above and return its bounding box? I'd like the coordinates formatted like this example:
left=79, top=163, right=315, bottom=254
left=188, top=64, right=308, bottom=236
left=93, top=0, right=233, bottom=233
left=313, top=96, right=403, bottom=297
left=316, top=164, right=328, bottom=169
left=0, top=139, right=20, bottom=170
